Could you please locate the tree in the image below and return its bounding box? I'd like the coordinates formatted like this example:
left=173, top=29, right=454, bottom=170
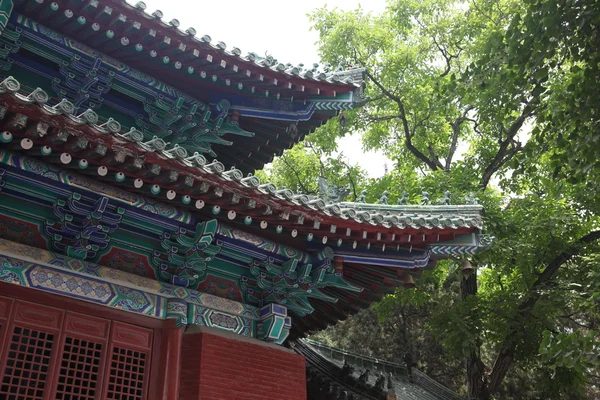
left=256, top=0, right=600, bottom=398
left=504, top=0, right=600, bottom=214
left=297, top=1, right=600, bottom=398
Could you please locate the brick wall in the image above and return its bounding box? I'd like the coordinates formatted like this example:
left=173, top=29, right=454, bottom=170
left=180, top=328, right=307, bottom=400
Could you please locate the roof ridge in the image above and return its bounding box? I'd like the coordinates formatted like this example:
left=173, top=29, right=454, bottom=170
left=304, top=338, right=408, bottom=369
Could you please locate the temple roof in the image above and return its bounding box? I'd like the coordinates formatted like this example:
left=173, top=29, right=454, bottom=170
left=9, top=0, right=366, bottom=171
left=0, top=77, right=490, bottom=250
left=0, top=74, right=489, bottom=337
left=13, top=0, right=365, bottom=87
left=293, top=339, right=463, bottom=400
left=116, top=1, right=365, bottom=86
left=0, top=3, right=496, bottom=344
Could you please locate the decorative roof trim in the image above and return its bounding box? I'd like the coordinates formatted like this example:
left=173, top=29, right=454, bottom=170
left=0, top=76, right=486, bottom=236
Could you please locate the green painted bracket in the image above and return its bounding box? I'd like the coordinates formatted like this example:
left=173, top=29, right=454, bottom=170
left=257, top=303, right=291, bottom=344
left=0, top=0, right=13, bottom=33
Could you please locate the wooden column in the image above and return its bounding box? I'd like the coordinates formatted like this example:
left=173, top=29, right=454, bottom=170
left=159, top=319, right=184, bottom=400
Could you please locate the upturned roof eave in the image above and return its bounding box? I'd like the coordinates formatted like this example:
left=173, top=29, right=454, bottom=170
left=19, top=0, right=366, bottom=92
left=0, top=77, right=486, bottom=242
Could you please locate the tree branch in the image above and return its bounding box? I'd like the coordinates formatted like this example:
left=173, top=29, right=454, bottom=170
left=479, top=102, right=537, bottom=189
left=521, top=230, right=600, bottom=311
left=446, top=107, right=474, bottom=169
left=484, top=229, right=600, bottom=396
left=364, top=69, right=403, bottom=104
left=465, top=117, right=483, bottom=136
left=363, top=94, right=387, bottom=104
left=280, top=155, right=311, bottom=194
left=432, top=36, right=458, bottom=78
left=305, top=142, right=326, bottom=177
left=364, top=113, right=402, bottom=123
left=559, top=315, right=593, bottom=329
left=470, top=0, right=501, bottom=25
left=365, top=70, right=441, bottom=171
left=428, top=143, right=446, bottom=169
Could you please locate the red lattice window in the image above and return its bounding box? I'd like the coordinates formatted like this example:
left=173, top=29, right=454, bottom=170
left=0, top=295, right=157, bottom=400
left=0, top=326, right=55, bottom=399
left=105, top=346, right=148, bottom=399
left=55, top=336, right=103, bottom=399
left=0, top=322, right=4, bottom=361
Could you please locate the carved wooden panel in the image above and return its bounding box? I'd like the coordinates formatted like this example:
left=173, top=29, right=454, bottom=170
left=0, top=322, right=4, bottom=363
left=0, top=296, right=12, bottom=320
left=12, top=301, right=63, bottom=330
left=64, top=312, right=111, bottom=340
left=0, top=296, right=11, bottom=363
left=111, top=321, right=153, bottom=350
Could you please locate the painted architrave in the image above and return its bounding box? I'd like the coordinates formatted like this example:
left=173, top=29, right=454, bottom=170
left=167, top=298, right=188, bottom=327
left=188, top=303, right=254, bottom=337
left=166, top=298, right=256, bottom=338
left=0, top=253, right=166, bottom=318
left=0, top=238, right=259, bottom=321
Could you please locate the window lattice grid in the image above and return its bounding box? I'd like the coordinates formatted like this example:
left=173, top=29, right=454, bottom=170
left=55, top=336, right=104, bottom=400
left=106, top=346, right=148, bottom=400
left=0, top=322, right=4, bottom=360
left=0, top=326, right=55, bottom=400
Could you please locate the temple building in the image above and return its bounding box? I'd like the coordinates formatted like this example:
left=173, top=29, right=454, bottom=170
left=0, top=0, right=490, bottom=399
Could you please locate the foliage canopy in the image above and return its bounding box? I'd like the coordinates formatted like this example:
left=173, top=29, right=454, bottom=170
left=259, top=0, right=600, bottom=398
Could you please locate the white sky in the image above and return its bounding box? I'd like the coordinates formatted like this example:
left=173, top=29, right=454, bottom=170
left=137, top=0, right=391, bottom=177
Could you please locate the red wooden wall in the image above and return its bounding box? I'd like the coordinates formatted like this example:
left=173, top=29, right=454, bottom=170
left=180, top=330, right=307, bottom=400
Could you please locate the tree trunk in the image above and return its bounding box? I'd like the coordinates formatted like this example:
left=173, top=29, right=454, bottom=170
left=466, top=349, right=488, bottom=400
left=461, top=270, right=489, bottom=400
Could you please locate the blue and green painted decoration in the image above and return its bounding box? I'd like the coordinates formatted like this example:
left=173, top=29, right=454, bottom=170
left=0, top=237, right=294, bottom=341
